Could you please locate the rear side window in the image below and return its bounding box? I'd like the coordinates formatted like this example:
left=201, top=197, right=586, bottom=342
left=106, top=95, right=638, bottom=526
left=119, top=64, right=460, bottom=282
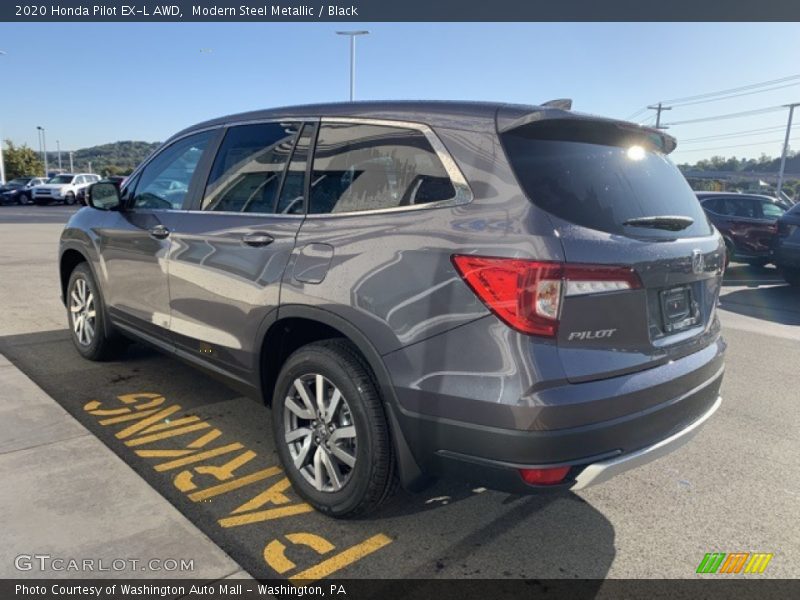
left=309, top=122, right=456, bottom=214
left=203, top=122, right=299, bottom=213
left=501, top=122, right=712, bottom=239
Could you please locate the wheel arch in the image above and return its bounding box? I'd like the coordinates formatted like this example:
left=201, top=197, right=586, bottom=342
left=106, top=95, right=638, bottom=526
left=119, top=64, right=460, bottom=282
left=59, top=247, right=90, bottom=305
left=259, top=305, right=428, bottom=490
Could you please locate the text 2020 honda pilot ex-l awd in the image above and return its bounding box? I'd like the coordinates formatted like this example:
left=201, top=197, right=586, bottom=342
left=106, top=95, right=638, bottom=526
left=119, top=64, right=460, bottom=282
left=59, top=101, right=726, bottom=517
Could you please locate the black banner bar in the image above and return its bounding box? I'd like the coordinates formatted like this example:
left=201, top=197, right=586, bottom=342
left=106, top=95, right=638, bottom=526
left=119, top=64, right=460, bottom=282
left=3, top=579, right=800, bottom=600
left=3, top=0, right=800, bottom=22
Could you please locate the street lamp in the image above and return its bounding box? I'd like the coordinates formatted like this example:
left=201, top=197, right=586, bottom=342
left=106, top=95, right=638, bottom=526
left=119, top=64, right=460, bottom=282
left=57, top=139, right=62, bottom=170
left=0, top=50, right=6, bottom=184
left=335, top=31, right=369, bottom=102
left=37, top=126, right=48, bottom=177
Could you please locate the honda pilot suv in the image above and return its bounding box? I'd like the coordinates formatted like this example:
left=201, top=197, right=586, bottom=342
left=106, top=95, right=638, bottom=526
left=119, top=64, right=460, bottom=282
left=59, top=101, right=726, bottom=517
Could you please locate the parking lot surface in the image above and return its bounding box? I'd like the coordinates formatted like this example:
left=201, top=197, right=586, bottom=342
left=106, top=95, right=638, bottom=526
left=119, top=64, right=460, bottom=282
left=1, top=205, right=798, bottom=580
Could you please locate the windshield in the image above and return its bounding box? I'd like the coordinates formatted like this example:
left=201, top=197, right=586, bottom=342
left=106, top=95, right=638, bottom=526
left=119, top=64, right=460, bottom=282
left=7, top=178, right=31, bottom=186
left=48, top=175, right=74, bottom=184
left=501, top=122, right=712, bottom=239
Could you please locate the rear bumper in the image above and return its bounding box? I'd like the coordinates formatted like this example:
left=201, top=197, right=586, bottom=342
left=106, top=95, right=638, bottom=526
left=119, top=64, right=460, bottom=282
left=385, top=318, right=725, bottom=492
left=570, top=394, right=721, bottom=490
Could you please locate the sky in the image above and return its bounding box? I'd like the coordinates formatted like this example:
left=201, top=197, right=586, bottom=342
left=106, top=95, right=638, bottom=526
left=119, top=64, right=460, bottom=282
left=1, top=22, right=800, bottom=165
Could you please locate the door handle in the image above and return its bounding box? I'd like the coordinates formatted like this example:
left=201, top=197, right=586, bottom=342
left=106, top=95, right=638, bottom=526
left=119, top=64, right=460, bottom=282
left=149, top=225, right=170, bottom=239
left=242, top=232, right=274, bottom=247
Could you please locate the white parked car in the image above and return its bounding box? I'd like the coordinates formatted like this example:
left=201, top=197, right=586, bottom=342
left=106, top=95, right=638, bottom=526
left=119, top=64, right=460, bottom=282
left=32, top=173, right=101, bottom=205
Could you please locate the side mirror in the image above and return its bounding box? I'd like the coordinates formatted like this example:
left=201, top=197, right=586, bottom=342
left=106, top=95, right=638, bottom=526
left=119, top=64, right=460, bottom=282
left=87, top=182, right=121, bottom=211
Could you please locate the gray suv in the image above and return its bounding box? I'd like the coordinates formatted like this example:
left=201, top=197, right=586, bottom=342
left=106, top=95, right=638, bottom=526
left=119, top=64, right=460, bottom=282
left=59, top=101, right=726, bottom=517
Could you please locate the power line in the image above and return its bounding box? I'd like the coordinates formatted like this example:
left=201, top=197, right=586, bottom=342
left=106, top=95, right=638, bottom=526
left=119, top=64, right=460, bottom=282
left=668, top=81, right=800, bottom=108
left=664, top=105, right=787, bottom=127
left=675, top=136, right=799, bottom=154
left=680, top=125, right=786, bottom=143
left=660, top=73, right=800, bottom=105
left=625, top=73, right=800, bottom=121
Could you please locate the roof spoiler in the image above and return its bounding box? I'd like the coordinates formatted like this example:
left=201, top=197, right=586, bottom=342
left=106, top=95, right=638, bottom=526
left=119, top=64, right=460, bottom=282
left=540, top=98, right=573, bottom=110
left=497, top=105, right=677, bottom=154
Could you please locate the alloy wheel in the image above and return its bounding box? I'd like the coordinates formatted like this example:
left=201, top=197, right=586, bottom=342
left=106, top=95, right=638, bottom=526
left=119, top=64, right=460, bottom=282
left=283, top=373, right=357, bottom=492
left=70, top=278, right=96, bottom=346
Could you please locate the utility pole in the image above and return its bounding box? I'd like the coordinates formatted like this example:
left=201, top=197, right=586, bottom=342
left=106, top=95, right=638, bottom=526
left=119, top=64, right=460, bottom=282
left=647, top=102, right=672, bottom=129
left=69, top=152, right=74, bottom=172
left=0, top=50, right=6, bottom=185
left=88, top=161, right=92, bottom=174
left=776, top=102, right=799, bottom=200
left=57, top=140, right=62, bottom=170
left=36, top=127, right=44, bottom=176
left=37, top=126, right=48, bottom=177
left=336, top=31, right=369, bottom=102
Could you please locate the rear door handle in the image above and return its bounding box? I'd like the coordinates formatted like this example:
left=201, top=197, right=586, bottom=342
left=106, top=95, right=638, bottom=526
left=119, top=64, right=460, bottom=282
left=149, top=225, right=170, bottom=239
left=242, top=232, right=274, bottom=247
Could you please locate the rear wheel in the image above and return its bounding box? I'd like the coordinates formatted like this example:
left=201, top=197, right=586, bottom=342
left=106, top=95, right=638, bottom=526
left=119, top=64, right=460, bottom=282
left=67, top=263, right=125, bottom=360
left=271, top=339, right=396, bottom=518
left=783, top=267, right=800, bottom=286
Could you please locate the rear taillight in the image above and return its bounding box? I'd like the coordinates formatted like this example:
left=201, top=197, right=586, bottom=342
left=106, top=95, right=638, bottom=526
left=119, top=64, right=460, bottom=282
left=451, top=255, right=641, bottom=337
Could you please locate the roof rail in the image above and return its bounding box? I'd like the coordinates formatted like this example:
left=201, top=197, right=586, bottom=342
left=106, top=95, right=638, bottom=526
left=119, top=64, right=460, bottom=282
left=540, top=98, right=573, bottom=110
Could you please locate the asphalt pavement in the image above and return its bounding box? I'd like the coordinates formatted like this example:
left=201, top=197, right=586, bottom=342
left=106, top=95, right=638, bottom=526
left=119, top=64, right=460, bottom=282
left=0, top=204, right=797, bottom=581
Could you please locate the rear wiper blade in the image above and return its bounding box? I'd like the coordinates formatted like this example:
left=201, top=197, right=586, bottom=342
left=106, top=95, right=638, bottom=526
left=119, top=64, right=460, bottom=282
left=622, top=215, right=694, bottom=231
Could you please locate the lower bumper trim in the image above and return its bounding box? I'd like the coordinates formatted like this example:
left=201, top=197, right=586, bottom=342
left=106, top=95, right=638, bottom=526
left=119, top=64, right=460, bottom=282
left=570, top=395, right=722, bottom=490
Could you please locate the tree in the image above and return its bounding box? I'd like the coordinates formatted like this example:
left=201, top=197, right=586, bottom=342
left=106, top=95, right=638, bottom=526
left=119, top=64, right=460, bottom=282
left=3, top=140, right=44, bottom=180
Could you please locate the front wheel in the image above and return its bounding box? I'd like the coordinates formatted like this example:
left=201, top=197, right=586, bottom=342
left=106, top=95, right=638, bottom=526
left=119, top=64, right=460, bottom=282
left=271, top=340, right=397, bottom=518
left=67, top=263, right=125, bottom=360
left=64, top=192, right=76, bottom=206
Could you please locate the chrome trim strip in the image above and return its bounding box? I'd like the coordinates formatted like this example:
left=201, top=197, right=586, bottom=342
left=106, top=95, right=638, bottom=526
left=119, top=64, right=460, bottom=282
left=124, top=115, right=473, bottom=219
left=570, top=394, right=722, bottom=490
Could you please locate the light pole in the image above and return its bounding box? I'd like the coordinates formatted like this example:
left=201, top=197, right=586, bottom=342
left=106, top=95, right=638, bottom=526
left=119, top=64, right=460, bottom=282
left=56, top=139, right=62, bottom=170
left=776, top=102, right=799, bottom=201
left=335, top=31, right=369, bottom=102
left=69, top=151, right=74, bottom=172
left=37, top=126, right=48, bottom=177
left=0, top=50, right=6, bottom=185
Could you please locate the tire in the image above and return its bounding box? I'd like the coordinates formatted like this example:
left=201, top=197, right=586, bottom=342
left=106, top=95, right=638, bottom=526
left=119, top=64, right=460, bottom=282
left=20, top=193, right=31, bottom=205
left=66, top=263, right=125, bottom=361
left=783, top=267, right=800, bottom=287
left=65, top=192, right=76, bottom=206
left=271, top=339, right=397, bottom=518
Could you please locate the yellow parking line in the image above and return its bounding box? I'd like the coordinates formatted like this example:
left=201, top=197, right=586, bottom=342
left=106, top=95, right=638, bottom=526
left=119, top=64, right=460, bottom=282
left=125, top=422, right=212, bottom=447
left=154, top=443, right=244, bottom=472
left=289, top=534, right=393, bottom=582
left=188, top=467, right=281, bottom=501
left=218, top=503, right=313, bottom=527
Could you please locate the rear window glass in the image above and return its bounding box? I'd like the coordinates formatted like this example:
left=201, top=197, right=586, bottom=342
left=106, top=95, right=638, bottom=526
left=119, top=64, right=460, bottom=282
left=501, top=122, right=712, bottom=239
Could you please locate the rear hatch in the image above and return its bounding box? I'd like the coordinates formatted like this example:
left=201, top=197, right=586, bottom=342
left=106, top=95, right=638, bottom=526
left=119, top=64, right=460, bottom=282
left=499, top=114, right=724, bottom=382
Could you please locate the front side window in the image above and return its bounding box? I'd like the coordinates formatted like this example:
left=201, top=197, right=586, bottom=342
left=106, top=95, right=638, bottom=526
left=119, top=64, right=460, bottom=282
left=309, top=122, right=456, bottom=215
left=132, top=131, right=213, bottom=210
left=203, top=122, right=299, bottom=213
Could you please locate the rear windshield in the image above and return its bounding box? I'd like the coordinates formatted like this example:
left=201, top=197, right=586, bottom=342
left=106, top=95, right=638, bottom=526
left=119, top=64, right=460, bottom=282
left=501, top=122, right=712, bottom=239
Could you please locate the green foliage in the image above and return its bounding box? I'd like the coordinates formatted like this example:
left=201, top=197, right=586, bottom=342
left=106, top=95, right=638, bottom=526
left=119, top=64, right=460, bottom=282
left=678, top=151, right=800, bottom=174
left=3, top=140, right=45, bottom=180
left=45, top=140, right=160, bottom=176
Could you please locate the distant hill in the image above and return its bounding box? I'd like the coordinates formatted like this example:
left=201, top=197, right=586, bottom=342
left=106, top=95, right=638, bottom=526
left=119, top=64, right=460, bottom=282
left=45, top=141, right=161, bottom=175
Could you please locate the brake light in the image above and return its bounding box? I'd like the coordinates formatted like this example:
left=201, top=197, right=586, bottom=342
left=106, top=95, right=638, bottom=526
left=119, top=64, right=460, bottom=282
left=451, top=255, right=641, bottom=337
left=518, top=466, right=571, bottom=485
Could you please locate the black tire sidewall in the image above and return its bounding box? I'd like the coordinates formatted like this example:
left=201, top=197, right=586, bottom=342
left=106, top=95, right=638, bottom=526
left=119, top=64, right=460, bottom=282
left=65, top=192, right=75, bottom=205
left=271, top=344, right=384, bottom=517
